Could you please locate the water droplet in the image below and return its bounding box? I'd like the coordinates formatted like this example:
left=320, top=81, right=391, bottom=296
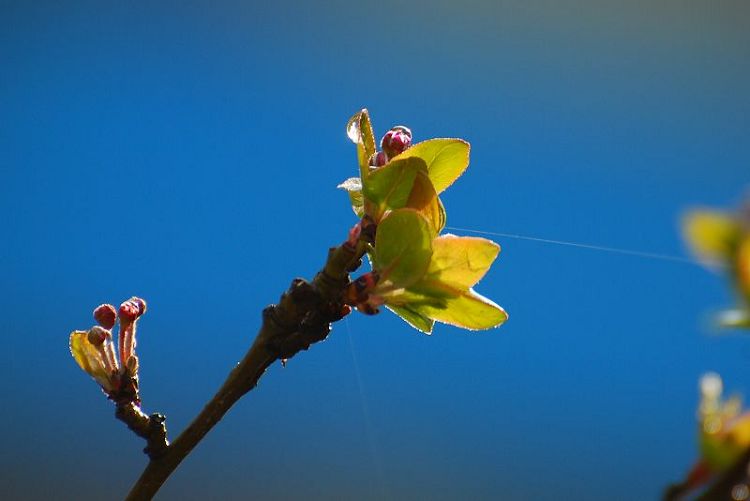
left=346, top=112, right=362, bottom=144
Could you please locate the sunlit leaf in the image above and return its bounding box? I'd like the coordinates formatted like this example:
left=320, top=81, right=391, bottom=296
left=419, top=290, right=507, bottom=330
left=363, top=157, right=427, bottom=216
left=374, top=209, right=433, bottom=288
left=683, top=210, right=741, bottom=264
left=426, top=234, right=499, bottom=288
left=70, top=330, right=112, bottom=391
left=388, top=284, right=506, bottom=330
left=346, top=109, right=376, bottom=180
left=386, top=305, right=435, bottom=334
left=396, top=138, right=470, bottom=194
left=405, top=169, right=444, bottom=233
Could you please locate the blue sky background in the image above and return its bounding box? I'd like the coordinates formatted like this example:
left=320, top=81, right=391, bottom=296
left=1, top=1, right=749, bottom=499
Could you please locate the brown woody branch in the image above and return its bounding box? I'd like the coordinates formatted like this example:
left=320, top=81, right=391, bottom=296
left=123, top=234, right=368, bottom=500
left=115, top=403, right=169, bottom=460
left=697, top=449, right=750, bottom=501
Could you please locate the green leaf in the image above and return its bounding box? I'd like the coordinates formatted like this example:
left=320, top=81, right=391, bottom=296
left=347, top=109, right=376, bottom=180
left=374, top=209, right=434, bottom=288
left=425, top=291, right=507, bottom=330
left=683, top=210, right=741, bottom=264
left=386, top=305, right=435, bottom=334
left=396, top=138, right=470, bottom=194
left=405, top=169, right=445, bottom=233
left=380, top=234, right=506, bottom=331
left=337, top=177, right=364, bottom=217
left=426, top=234, right=500, bottom=288
left=363, top=157, right=427, bottom=215
left=388, top=286, right=507, bottom=330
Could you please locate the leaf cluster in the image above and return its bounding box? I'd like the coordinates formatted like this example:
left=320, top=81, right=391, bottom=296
left=339, top=109, right=507, bottom=333
left=683, top=208, right=750, bottom=328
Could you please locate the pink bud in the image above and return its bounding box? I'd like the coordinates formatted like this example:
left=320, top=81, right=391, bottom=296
left=119, top=302, right=139, bottom=323
left=119, top=297, right=146, bottom=323
left=93, top=304, right=117, bottom=329
left=345, top=221, right=362, bottom=249
left=369, top=151, right=388, bottom=167
left=381, top=126, right=412, bottom=157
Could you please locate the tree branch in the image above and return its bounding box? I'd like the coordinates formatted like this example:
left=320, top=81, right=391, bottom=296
left=115, top=403, right=169, bottom=459
left=125, top=235, right=366, bottom=500
left=697, top=448, right=750, bottom=501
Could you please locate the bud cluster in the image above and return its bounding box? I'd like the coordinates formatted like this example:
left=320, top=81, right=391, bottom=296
left=343, top=272, right=384, bottom=315
left=368, top=125, right=413, bottom=169
left=70, top=296, right=148, bottom=404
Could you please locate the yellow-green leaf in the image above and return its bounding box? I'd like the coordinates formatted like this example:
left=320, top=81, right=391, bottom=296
left=363, top=157, right=427, bottom=217
left=427, top=234, right=499, bottom=288
left=405, top=169, right=445, bottom=233
left=396, top=138, right=470, bottom=194
left=69, top=330, right=112, bottom=391
left=683, top=210, right=741, bottom=264
left=386, top=305, right=435, bottom=334
left=375, top=209, right=433, bottom=288
left=398, top=289, right=507, bottom=331
left=425, top=291, right=507, bottom=330
left=346, top=109, right=376, bottom=180
left=383, top=280, right=507, bottom=331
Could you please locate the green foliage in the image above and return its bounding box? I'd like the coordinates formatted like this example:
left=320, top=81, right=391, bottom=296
left=346, top=109, right=376, bottom=181
left=395, top=138, right=470, bottom=194
left=376, top=234, right=507, bottom=333
left=683, top=207, right=750, bottom=328
left=364, top=157, right=426, bottom=217
left=341, top=109, right=507, bottom=333
left=373, top=209, right=434, bottom=288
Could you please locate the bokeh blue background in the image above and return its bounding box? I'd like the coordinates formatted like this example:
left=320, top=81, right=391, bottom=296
left=2, top=1, right=749, bottom=499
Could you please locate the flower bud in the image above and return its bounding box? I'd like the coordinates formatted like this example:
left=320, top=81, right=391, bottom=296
left=87, top=325, right=111, bottom=345
left=93, top=304, right=117, bottom=329
left=369, top=151, right=388, bottom=168
left=119, top=297, right=147, bottom=323
left=345, top=221, right=362, bottom=249
left=381, top=126, right=412, bottom=158
left=87, top=326, right=119, bottom=373
left=343, top=272, right=380, bottom=305
left=126, top=354, right=139, bottom=375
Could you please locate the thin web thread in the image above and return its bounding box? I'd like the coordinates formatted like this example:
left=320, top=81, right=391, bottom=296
left=344, top=318, right=387, bottom=499
left=445, top=226, right=707, bottom=267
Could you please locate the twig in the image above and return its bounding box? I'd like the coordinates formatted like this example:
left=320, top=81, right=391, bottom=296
left=124, top=236, right=367, bottom=499
left=697, top=449, right=750, bottom=501
left=115, top=403, right=169, bottom=459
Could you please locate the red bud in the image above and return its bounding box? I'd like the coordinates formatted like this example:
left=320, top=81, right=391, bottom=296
left=119, top=297, right=146, bottom=323
left=93, top=304, right=117, bottom=329
left=381, top=126, right=412, bottom=157
left=369, top=151, right=388, bottom=167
